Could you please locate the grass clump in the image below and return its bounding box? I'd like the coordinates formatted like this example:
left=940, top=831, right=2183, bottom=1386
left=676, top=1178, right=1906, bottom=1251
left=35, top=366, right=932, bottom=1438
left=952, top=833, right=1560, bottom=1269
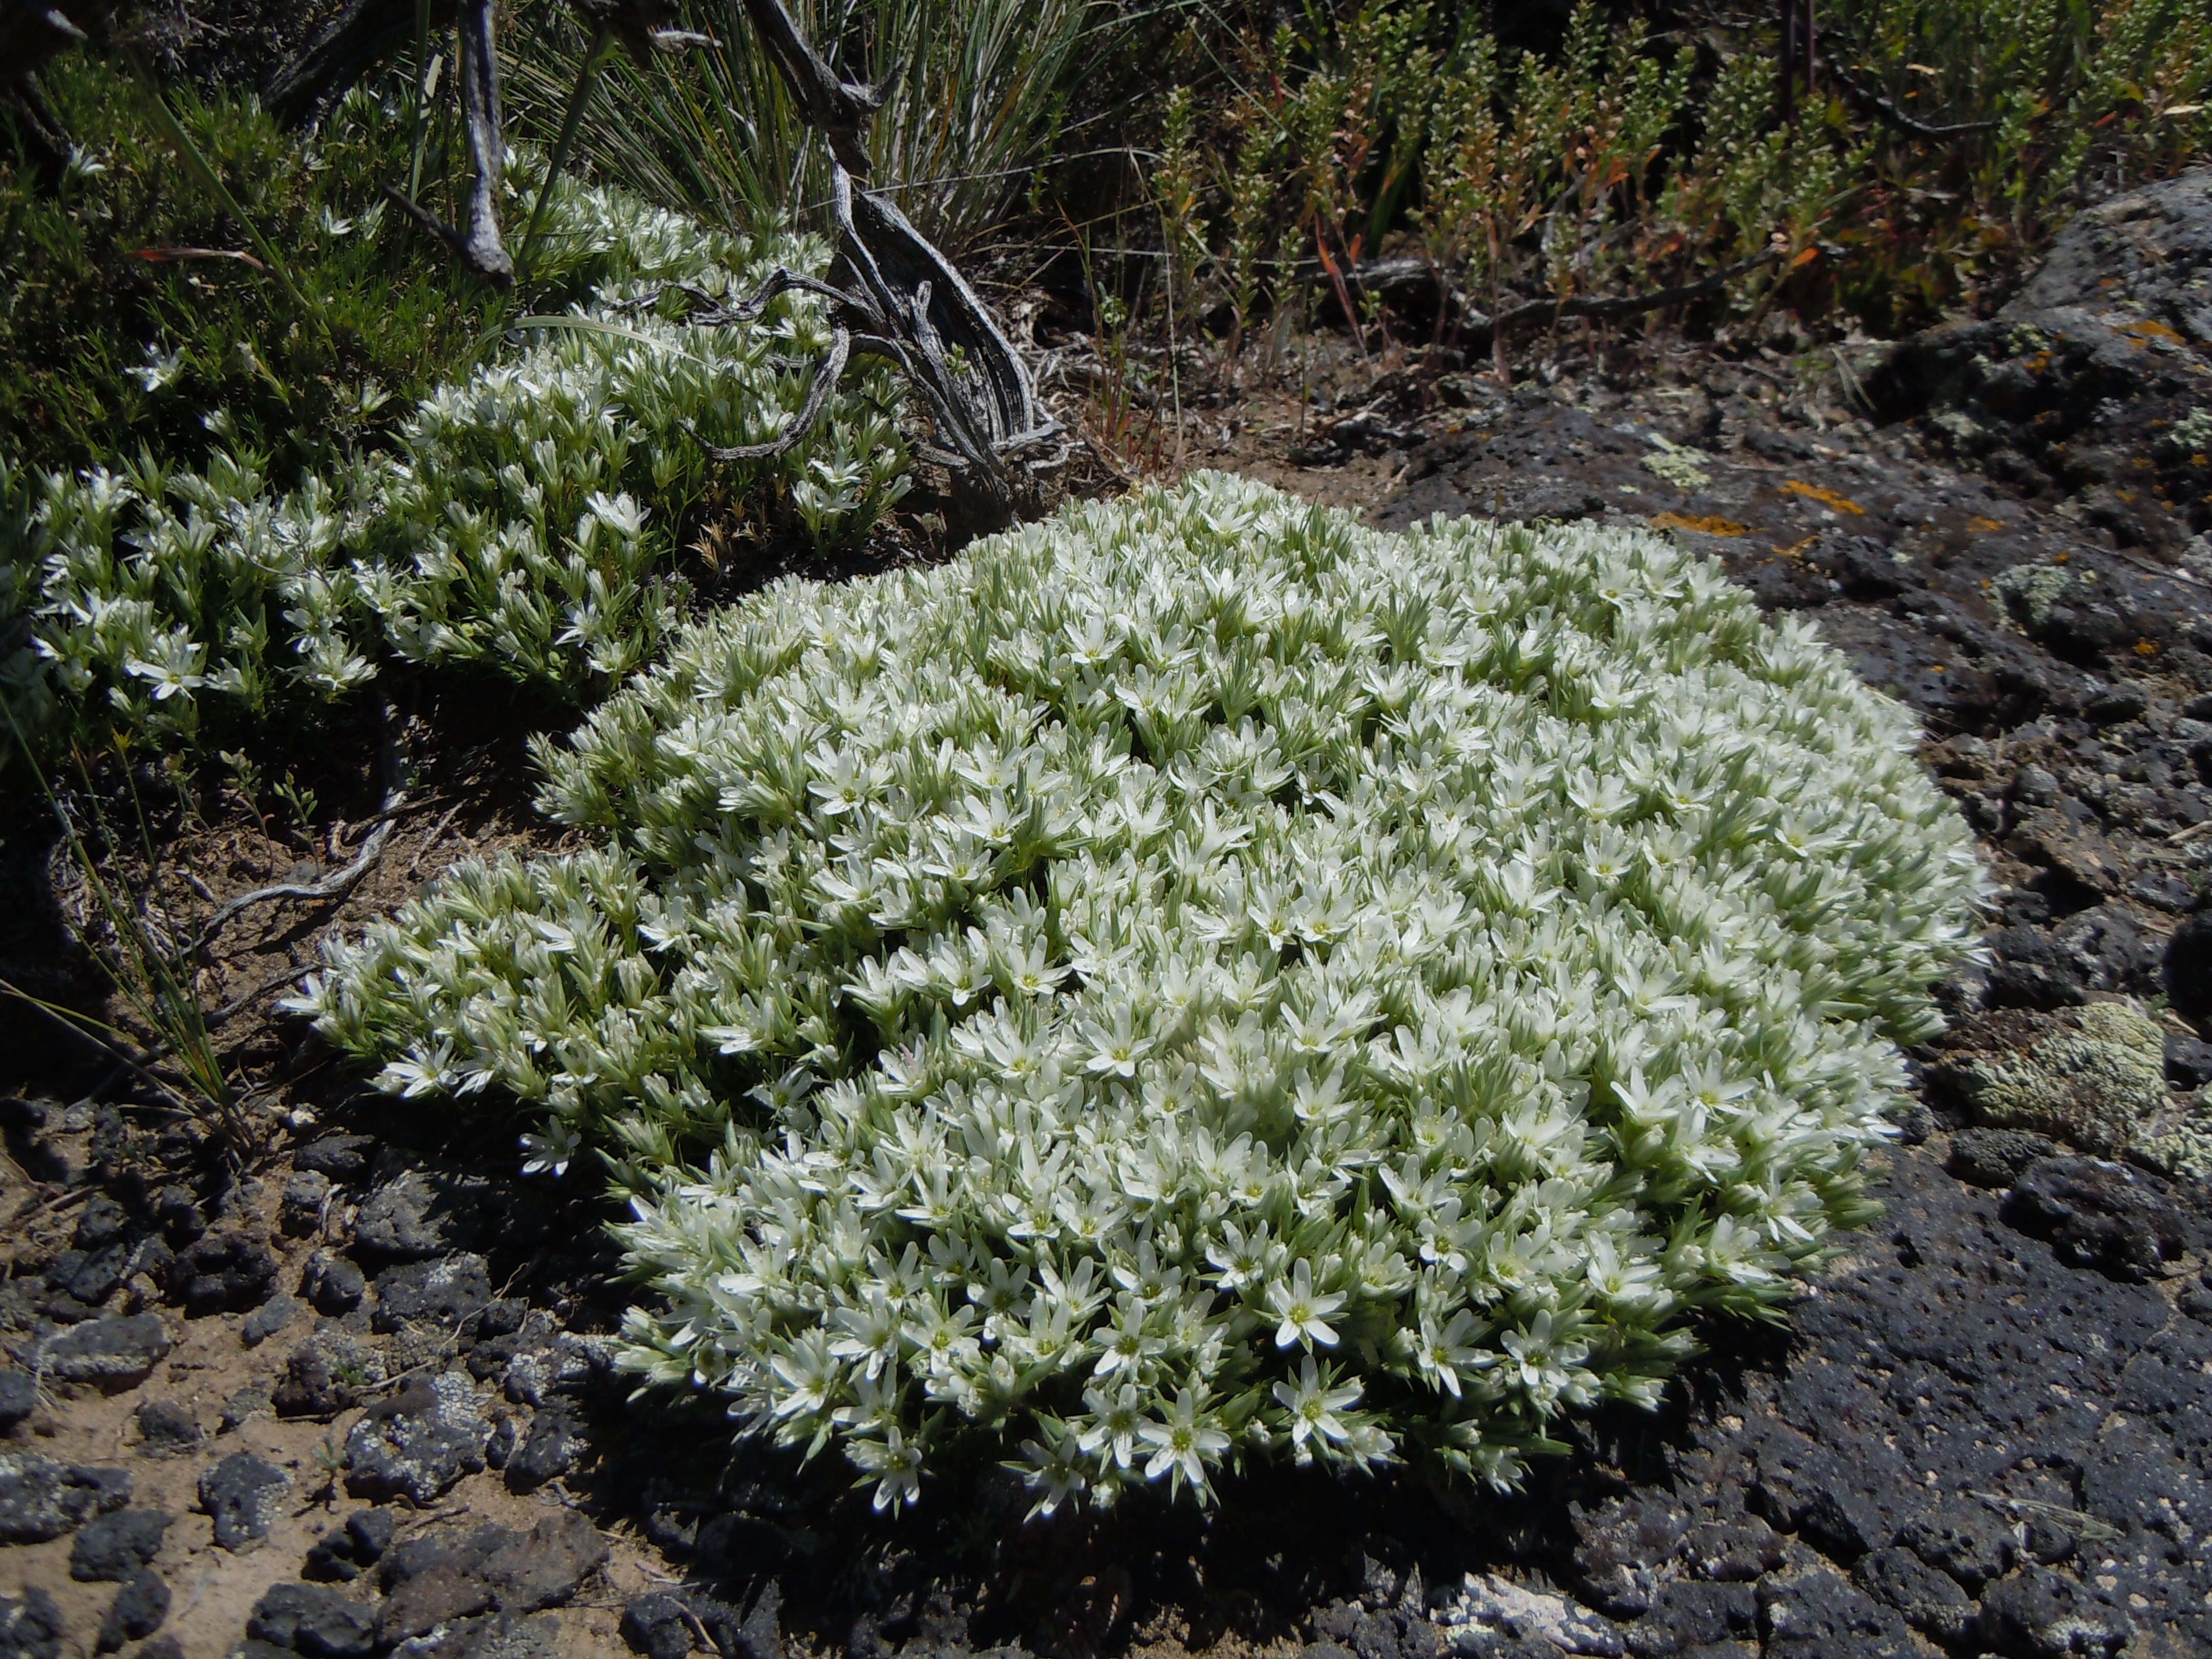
left=300, top=473, right=1986, bottom=1513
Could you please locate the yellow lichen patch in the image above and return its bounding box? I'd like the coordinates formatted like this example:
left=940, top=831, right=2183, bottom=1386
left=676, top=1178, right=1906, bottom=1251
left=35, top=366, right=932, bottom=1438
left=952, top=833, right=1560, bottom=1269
left=1772, top=535, right=1817, bottom=558
left=1968, top=515, right=2005, bottom=533
left=2136, top=639, right=2161, bottom=657
left=2123, top=317, right=2187, bottom=348
left=1650, top=512, right=1748, bottom=536
left=1779, top=480, right=1866, bottom=515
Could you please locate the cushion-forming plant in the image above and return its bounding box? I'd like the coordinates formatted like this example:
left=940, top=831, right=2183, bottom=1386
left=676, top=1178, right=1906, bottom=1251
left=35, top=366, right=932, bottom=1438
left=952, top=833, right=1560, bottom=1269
left=2, top=167, right=908, bottom=748
left=301, top=473, right=1986, bottom=1513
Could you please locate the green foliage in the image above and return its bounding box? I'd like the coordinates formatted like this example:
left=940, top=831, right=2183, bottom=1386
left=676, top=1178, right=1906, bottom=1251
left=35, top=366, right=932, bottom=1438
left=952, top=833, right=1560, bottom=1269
left=1826, top=0, right=2212, bottom=315
left=301, top=473, right=1986, bottom=1514
left=0, top=58, right=553, bottom=491
left=1132, top=0, right=2212, bottom=351
left=506, top=0, right=1113, bottom=253
left=4, top=167, right=910, bottom=755
left=1174, top=3, right=1857, bottom=351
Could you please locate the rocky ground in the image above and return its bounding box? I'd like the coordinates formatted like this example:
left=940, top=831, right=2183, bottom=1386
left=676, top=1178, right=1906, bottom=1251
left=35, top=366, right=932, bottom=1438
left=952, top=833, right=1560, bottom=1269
left=7, top=177, right=2212, bottom=1659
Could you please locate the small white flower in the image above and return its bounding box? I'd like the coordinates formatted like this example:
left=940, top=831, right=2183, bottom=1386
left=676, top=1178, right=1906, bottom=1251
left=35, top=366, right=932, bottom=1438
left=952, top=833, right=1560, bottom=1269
left=519, top=1117, right=582, bottom=1177
left=1266, top=1259, right=1345, bottom=1350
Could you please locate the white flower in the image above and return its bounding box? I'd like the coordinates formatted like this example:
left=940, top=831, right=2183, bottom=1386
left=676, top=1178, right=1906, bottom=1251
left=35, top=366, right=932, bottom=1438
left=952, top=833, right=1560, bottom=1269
left=1272, top=1357, right=1362, bottom=1453
left=847, top=1424, right=922, bottom=1512
left=1138, top=1388, right=1228, bottom=1495
left=519, top=1117, right=582, bottom=1177
left=1266, top=1259, right=1345, bottom=1350
left=130, top=345, right=185, bottom=394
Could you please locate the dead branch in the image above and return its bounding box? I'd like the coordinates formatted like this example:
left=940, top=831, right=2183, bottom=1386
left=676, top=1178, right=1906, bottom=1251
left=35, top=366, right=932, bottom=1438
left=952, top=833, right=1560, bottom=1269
left=1819, top=45, right=2000, bottom=140
left=188, top=808, right=400, bottom=958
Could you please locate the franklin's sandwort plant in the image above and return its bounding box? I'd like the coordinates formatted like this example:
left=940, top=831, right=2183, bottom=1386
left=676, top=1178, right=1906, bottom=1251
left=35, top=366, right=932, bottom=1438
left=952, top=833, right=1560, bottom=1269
left=300, top=474, right=1986, bottom=1515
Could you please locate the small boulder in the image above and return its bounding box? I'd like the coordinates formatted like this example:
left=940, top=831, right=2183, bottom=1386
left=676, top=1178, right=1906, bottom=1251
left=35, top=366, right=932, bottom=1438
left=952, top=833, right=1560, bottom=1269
left=379, top=1565, right=494, bottom=1646
left=69, top=1507, right=168, bottom=1581
left=168, top=1230, right=280, bottom=1316
left=294, top=1134, right=376, bottom=1180
left=371, top=1254, right=493, bottom=1333
left=2166, top=907, right=2212, bottom=1024
left=246, top=1582, right=378, bottom=1659
left=281, top=1170, right=332, bottom=1236
left=1979, top=1566, right=2131, bottom=1659
left=1945, top=1126, right=2058, bottom=1189
left=353, top=1169, right=485, bottom=1264
left=32, top=1313, right=171, bottom=1390
left=2002, top=1155, right=2193, bottom=1280
left=505, top=1406, right=587, bottom=1493
left=0, top=1587, right=63, bottom=1659
left=345, top=1373, right=489, bottom=1504
left=133, top=1399, right=201, bottom=1456
left=0, top=1370, right=36, bottom=1430
left=242, top=1293, right=305, bottom=1348
left=199, top=1451, right=290, bottom=1551
left=478, top=1509, right=609, bottom=1612
left=273, top=1331, right=387, bottom=1419
left=0, top=1453, right=131, bottom=1544
left=300, top=1251, right=366, bottom=1315
left=95, top=1570, right=168, bottom=1652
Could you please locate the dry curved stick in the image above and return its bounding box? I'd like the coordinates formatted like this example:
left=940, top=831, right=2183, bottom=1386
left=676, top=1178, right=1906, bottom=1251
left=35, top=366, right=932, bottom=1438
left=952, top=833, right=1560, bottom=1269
left=189, top=807, right=401, bottom=959
left=1819, top=46, right=2001, bottom=140
left=688, top=325, right=851, bottom=460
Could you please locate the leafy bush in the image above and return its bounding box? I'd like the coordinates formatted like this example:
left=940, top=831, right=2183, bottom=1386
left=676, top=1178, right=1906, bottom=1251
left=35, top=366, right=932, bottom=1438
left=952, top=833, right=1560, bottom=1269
left=3, top=163, right=910, bottom=751
left=301, top=473, right=1985, bottom=1512
left=0, top=60, right=545, bottom=490
left=1124, top=0, right=2212, bottom=356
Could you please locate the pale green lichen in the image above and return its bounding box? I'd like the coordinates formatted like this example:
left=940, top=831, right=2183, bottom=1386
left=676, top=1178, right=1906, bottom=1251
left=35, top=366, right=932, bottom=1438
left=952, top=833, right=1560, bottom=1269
left=1640, top=437, right=1713, bottom=491
left=2160, top=407, right=2212, bottom=459
left=1954, top=999, right=2168, bottom=1157
left=1992, top=562, right=2075, bottom=631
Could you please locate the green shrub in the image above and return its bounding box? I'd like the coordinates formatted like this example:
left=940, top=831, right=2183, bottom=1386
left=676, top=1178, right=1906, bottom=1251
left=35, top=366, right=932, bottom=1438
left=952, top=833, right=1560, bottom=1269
left=301, top=473, right=1985, bottom=1512
left=4, top=166, right=909, bottom=751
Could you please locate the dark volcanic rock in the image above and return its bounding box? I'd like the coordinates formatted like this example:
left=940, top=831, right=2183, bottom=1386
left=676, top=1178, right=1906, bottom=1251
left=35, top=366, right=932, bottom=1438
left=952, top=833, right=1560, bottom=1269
left=95, top=1570, right=168, bottom=1651
left=294, top=1133, right=376, bottom=1180
left=0, top=1453, right=131, bottom=1543
left=133, top=1398, right=201, bottom=1455
left=372, top=1253, right=493, bottom=1332
left=305, top=1507, right=397, bottom=1583
left=505, top=1405, right=587, bottom=1493
left=2001, top=1155, right=2191, bottom=1279
left=247, top=1582, right=378, bottom=1658
left=273, top=1330, right=386, bottom=1418
left=69, top=1507, right=168, bottom=1580
left=168, top=1230, right=280, bottom=1316
left=281, top=1169, right=332, bottom=1235
left=32, top=1313, right=171, bottom=1389
left=379, top=1566, right=494, bottom=1645
left=353, top=1168, right=489, bottom=1263
left=477, top=1510, right=609, bottom=1611
left=622, top=1592, right=698, bottom=1659
left=0, top=1370, right=35, bottom=1429
left=345, top=1373, right=488, bottom=1503
left=1945, top=1125, right=2060, bottom=1189
left=1754, top=1570, right=1913, bottom=1657
left=300, top=1251, right=366, bottom=1315
left=1852, top=1547, right=1974, bottom=1645
left=2167, top=907, right=2212, bottom=1024
left=1979, top=1567, right=2131, bottom=1658
left=242, top=1293, right=305, bottom=1348
left=0, top=1588, right=63, bottom=1659
left=199, top=1452, right=289, bottom=1551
